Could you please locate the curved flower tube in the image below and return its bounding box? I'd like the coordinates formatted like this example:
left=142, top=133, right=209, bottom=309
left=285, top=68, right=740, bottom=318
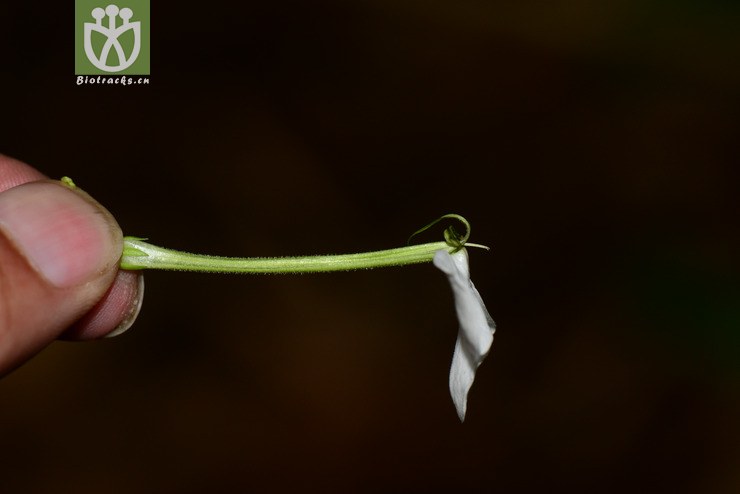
left=433, top=249, right=496, bottom=421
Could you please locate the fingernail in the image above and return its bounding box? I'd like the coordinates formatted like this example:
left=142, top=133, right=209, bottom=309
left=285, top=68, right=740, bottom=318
left=106, top=273, right=145, bottom=338
left=0, top=181, right=122, bottom=288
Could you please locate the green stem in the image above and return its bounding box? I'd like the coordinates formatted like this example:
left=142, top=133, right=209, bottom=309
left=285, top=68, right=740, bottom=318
left=57, top=177, right=485, bottom=275
left=117, top=212, right=487, bottom=274
left=121, top=237, right=458, bottom=274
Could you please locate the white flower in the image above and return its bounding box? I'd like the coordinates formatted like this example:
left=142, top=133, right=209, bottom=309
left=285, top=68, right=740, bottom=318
left=433, top=249, right=495, bottom=422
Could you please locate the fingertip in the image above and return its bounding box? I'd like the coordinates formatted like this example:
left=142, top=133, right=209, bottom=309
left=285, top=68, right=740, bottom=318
left=63, top=270, right=145, bottom=340
left=106, top=272, right=145, bottom=338
left=0, top=180, right=125, bottom=373
left=0, top=154, right=47, bottom=192
left=0, top=181, right=122, bottom=288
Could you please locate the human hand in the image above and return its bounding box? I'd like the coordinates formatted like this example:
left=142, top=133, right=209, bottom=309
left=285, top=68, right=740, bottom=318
left=0, top=154, right=143, bottom=375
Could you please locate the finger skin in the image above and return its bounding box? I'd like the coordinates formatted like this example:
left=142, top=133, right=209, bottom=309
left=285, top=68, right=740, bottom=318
left=0, top=155, right=144, bottom=374
left=63, top=269, right=144, bottom=340
left=0, top=154, right=46, bottom=192
left=0, top=211, right=119, bottom=373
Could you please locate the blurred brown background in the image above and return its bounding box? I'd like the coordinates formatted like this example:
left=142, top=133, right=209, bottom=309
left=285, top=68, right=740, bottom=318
left=1, top=1, right=738, bottom=492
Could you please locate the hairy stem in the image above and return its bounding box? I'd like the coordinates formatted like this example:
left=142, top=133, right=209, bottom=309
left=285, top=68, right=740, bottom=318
left=121, top=237, right=456, bottom=274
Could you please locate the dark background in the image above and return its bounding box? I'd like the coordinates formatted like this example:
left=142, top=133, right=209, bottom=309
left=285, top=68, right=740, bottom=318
left=1, top=1, right=738, bottom=492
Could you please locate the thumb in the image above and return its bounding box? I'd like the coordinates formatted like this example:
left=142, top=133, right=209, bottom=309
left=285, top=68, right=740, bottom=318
left=0, top=180, right=122, bottom=374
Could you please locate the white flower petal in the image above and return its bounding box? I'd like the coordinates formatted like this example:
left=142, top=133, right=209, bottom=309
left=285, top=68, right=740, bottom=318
left=433, top=249, right=495, bottom=421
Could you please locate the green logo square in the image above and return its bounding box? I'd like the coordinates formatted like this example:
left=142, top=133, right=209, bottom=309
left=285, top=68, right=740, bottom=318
left=75, top=0, right=150, bottom=75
